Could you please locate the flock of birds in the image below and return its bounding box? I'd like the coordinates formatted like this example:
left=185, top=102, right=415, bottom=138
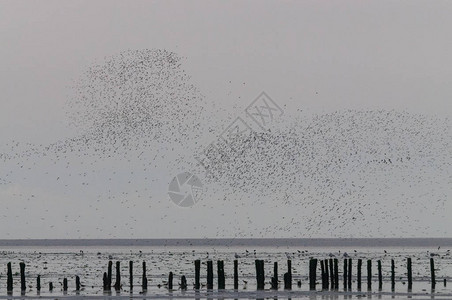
left=0, top=49, right=451, bottom=238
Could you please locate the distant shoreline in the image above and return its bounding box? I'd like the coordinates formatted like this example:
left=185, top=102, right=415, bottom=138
left=0, top=238, right=451, bottom=247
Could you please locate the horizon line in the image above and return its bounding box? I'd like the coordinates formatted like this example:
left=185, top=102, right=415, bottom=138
left=0, top=238, right=451, bottom=247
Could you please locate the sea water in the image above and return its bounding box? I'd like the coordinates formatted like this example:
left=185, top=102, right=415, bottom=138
left=0, top=240, right=451, bottom=299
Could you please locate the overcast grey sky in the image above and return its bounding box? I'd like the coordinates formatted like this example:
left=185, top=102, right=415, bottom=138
left=0, top=1, right=451, bottom=239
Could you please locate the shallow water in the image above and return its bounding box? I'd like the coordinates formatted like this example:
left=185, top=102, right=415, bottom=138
left=0, top=245, right=451, bottom=299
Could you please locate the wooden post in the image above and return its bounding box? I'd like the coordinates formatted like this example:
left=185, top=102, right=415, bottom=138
left=391, top=259, right=395, bottom=291
left=114, top=261, right=121, bottom=292
left=76, top=275, right=81, bottom=291
left=142, top=261, right=148, bottom=292
left=195, top=260, right=200, bottom=290
left=343, top=259, right=348, bottom=290
left=329, top=258, right=334, bottom=289
left=49, top=282, right=53, bottom=292
left=430, top=258, right=436, bottom=289
left=107, top=261, right=112, bottom=291
left=320, top=260, right=325, bottom=290
left=181, top=275, right=187, bottom=290
left=334, top=259, right=339, bottom=290
left=217, top=260, right=225, bottom=290
left=37, top=275, right=41, bottom=292
left=7, top=262, right=13, bottom=293
left=103, top=272, right=108, bottom=291
left=20, top=262, right=26, bottom=293
left=325, top=259, right=329, bottom=290
left=129, top=261, right=133, bottom=291
left=207, top=260, right=213, bottom=289
left=284, top=272, right=290, bottom=290
left=357, top=259, right=362, bottom=291
left=407, top=258, right=412, bottom=290
left=255, top=260, right=265, bottom=290
left=367, top=259, right=372, bottom=290
left=287, top=259, right=292, bottom=290
left=271, top=261, right=278, bottom=290
left=63, top=277, right=68, bottom=292
left=234, top=260, right=239, bottom=290
left=377, top=260, right=382, bottom=290
left=347, top=259, right=352, bottom=290
left=309, top=259, right=318, bottom=290
left=168, top=272, right=173, bottom=290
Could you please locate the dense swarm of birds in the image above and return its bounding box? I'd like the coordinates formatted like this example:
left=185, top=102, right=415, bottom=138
left=194, top=110, right=451, bottom=236
left=0, top=49, right=451, bottom=238
left=68, top=49, right=208, bottom=149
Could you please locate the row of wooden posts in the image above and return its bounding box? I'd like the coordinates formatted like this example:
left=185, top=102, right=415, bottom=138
left=310, top=257, right=438, bottom=291
left=4, top=258, right=442, bottom=294
left=6, top=262, right=81, bottom=294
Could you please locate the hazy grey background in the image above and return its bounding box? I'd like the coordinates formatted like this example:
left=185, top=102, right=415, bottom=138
left=0, top=0, right=451, bottom=238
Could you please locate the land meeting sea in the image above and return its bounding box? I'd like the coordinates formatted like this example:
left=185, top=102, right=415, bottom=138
left=0, top=238, right=451, bottom=299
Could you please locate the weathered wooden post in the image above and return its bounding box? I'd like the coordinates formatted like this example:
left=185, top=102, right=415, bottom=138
left=129, top=261, right=133, bottom=291
left=367, top=259, right=372, bottom=290
left=142, top=261, right=148, bottom=292
left=114, top=261, right=121, bottom=292
left=103, top=272, right=108, bottom=291
left=207, top=260, right=213, bottom=289
left=255, top=260, right=265, bottom=290
left=7, top=262, right=13, bottom=294
left=49, top=282, right=53, bottom=292
left=195, top=260, right=200, bottom=290
left=320, top=260, right=326, bottom=290
left=357, top=259, right=362, bottom=291
left=108, top=261, right=113, bottom=291
left=343, top=259, right=348, bottom=290
left=76, top=275, right=81, bottom=291
left=391, top=259, right=395, bottom=291
left=271, top=262, right=278, bottom=289
left=284, top=272, right=290, bottom=289
left=347, top=259, right=352, bottom=290
left=217, top=260, right=225, bottom=290
left=325, top=259, right=330, bottom=290
left=329, top=258, right=334, bottom=289
left=308, top=259, right=313, bottom=290
left=287, top=259, right=292, bottom=290
left=334, top=258, right=339, bottom=290
left=234, top=260, right=239, bottom=290
left=323, top=259, right=330, bottom=290
left=407, top=258, right=412, bottom=290
left=309, top=258, right=318, bottom=291
left=377, top=260, right=382, bottom=290
left=37, top=275, right=41, bottom=292
left=168, top=272, right=173, bottom=290
left=20, top=262, right=26, bottom=293
left=63, top=277, right=68, bottom=292
left=181, top=275, right=187, bottom=290
left=430, top=258, right=436, bottom=289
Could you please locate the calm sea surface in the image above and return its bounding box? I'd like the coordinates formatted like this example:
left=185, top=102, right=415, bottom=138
left=0, top=239, right=451, bottom=299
